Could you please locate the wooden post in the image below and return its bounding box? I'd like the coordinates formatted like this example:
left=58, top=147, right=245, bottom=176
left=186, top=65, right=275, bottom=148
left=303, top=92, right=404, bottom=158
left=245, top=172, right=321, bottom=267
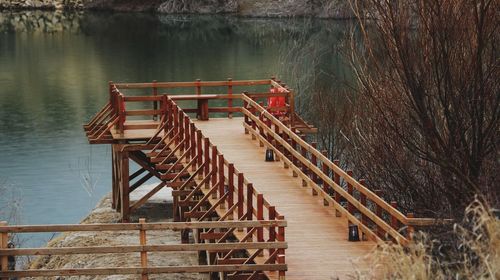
left=347, top=170, right=354, bottom=214
left=184, top=117, right=190, bottom=159
left=333, top=160, right=341, bottom=217
left=197, top=130, right=203, bottom=173
left=139, top=218, right=148, bottom=280
left=247, top=184, right=254, bottom=238
left=196, top=79, right=201, bottom=95
left=268, top=206, right=276, bottom=255
left=243, top=92, right=249, bottom=130
left=300, top=135, right=308, bottom=187
left=359, top=179, right=368, bottom=240
left=190, top=123, right=196, bottom=168
left=320, top=150, right=329, bottom=198
left=0, top=221, right=8, bottom=280
left=118, top=94, right=125, bottom=135
left=237, top=173, right=244, bottom=223
left=152, top=80, right=158, bottom=121
left=227, top=78, right=233, bottom=118
left=257, top=194, right=264, bottom=242
left=277, top=215, right=285, bottom=280
left=228, top=164, right=235, bottom=213
left=288, top=87, right=295, bottom=129
left=282, top=134, right=289, bottom=169
left=407, top=213, right=415, bottom=241
left=374, top=190, right=385, bottom=238
left=211, top=146, right=218, bottom=198
left=121, top=150, right=130, bottom=222
left=218, top=154, right=225, bottom=207
left=311, top=142, right=318, bottom=183
left=390, top=201, right=399, bottom=230
left=204, top=138, right=210, bottom=183
left=291, top=139, right=298, bottom=177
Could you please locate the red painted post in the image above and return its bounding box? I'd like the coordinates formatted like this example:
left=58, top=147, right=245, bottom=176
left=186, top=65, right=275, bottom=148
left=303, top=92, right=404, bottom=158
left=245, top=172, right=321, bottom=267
left=333, top=160, right=341, bottom=216
left=204, top=138, right=210, bottom=187
left=196, top=130, right=202, bottom=167
left=247, top=184, right=254, bottom=239
left=184, top=117, right=190, bottom=159
left=311, top=142, right=318, bottom=183
left=277, top=215, right=285, bottom=280
left=291, top=139, right=298, bottom=177
left=118, top=94, right=125, bottom=135
left=257, top=194, right=264, bottom=242
left=237, top=173, right=244, bottom=220
left=320, top=150, right=329, bottom=197
left=268, top=206, right=276, bottom=255
left=228, top=163, right=234, bottom=211
left=152, top=80, right=158, bottom=121
left=218, top=154, right=225, bottom=205
left=227, top=78, right=233, bottom=118
left=173, top=106, right=179, bottom=144
left=179, top=110, right=185, bottom=152
left=300, top=135, right=308, bottom=178
left=211, top=146, right=218, bottom=192
left=243, top=91, right=249, bottom=127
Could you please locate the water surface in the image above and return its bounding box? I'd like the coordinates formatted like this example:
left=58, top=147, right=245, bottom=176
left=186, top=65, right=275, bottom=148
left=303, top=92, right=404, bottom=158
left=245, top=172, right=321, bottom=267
left=0, top=11, right=352, bottom=245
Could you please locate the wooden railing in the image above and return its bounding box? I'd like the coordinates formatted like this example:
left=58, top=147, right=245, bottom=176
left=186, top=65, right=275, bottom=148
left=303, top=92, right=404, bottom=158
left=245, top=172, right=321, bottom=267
left=85, top=79, right=300, bottom=140
left=240, top=94, right=451, bottom=245
left=0, top=220, right=287, bottom=279
left=104, top=95, right=289, bottom=279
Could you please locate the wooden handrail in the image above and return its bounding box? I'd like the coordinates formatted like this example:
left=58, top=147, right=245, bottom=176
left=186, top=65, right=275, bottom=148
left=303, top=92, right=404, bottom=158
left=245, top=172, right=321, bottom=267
left=241, top=94, right=409, bottom=223
left=115, top=79, right=271, bottom=89
left=0, top=220, right=287, bottom=233
left=0, top=242, right=288, bottom=256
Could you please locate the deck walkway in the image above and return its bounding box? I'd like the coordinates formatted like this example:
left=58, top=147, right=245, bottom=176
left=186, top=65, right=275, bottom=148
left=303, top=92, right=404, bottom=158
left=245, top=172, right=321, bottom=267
left=194, top=118, right=375, bottom=279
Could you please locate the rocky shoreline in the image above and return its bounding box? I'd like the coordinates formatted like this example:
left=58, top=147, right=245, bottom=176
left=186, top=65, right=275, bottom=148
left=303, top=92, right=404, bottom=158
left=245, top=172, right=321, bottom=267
left=27, top=194, right=207, bottom=280
left=0, top=0, right=355, bottom=19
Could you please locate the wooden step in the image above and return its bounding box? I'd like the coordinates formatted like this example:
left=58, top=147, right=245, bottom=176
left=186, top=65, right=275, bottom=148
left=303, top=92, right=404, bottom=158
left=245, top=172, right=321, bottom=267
left=155, top=163, right=184, bottom=171
left=150, top=156, right=177, bottom=164
left=160, top=171, right=190, bottom=180
left=146, top=150, right=171, bottom=158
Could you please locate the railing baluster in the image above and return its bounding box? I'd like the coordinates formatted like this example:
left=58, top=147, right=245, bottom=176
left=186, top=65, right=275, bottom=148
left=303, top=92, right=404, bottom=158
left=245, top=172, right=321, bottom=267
left=139, top=218, right=148, bottom=280
left=333, top=160, right=341, bottom=217
left=247, top=184, right=254, bottom=238
left=218, top=154, right=225, bottom=206
left=227, top=78, right=233, bottom=118
left=228, top=164, right=235, bottom=214
left=0, top=221, right=7, bottom=280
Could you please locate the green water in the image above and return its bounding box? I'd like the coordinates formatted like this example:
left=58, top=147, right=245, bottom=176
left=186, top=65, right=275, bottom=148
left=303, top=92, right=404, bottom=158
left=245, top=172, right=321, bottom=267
left=0, top=11, right=352, bottom=244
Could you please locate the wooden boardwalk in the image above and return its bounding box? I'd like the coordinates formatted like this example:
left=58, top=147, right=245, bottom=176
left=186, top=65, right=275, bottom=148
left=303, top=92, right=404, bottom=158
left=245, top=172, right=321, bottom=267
left=195, top=118, right=374, bottom=279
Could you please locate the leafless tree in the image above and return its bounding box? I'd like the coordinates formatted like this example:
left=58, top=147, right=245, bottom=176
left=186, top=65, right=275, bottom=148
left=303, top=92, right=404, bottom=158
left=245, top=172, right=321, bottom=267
left=345, top=0, right=499, bottom=217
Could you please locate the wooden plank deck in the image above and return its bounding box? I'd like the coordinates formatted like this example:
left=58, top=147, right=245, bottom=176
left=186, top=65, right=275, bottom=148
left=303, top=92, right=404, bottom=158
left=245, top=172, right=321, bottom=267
left=194, top=118, right=375, bottom=280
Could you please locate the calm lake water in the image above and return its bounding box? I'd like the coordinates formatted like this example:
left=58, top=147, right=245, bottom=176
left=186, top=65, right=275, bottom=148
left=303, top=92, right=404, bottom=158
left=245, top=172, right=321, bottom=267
left=0, top=11, right=351, bottom=244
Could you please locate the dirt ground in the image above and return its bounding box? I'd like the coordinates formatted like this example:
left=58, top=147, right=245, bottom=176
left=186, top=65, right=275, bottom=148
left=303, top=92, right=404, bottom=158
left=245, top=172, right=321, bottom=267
left=27, top=195, right=208, bottom=280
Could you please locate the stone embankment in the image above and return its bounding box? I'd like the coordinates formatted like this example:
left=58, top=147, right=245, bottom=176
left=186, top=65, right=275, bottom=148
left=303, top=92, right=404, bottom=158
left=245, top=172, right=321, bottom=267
left=0, top=0, right=355, bottom=19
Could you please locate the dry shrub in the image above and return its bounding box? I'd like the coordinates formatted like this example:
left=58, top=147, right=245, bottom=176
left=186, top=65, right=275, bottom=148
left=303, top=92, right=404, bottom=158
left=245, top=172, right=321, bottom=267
left=355, top=198, right=500, bottom=279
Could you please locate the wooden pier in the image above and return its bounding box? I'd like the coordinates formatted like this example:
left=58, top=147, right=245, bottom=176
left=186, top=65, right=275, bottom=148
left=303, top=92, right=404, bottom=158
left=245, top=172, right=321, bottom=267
left=0, top=79, right=447, bottom=279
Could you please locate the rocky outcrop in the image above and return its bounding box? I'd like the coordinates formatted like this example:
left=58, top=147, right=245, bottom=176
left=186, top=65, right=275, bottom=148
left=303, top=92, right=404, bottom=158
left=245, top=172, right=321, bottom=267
left=0, top=0, right=355, bottom=18
left=0, top=0, right=84, bottom=10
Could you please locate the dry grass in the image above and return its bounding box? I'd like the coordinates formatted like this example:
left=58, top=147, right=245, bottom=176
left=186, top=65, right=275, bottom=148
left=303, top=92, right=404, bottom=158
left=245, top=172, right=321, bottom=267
left=354, top=199, right=500, bottom=279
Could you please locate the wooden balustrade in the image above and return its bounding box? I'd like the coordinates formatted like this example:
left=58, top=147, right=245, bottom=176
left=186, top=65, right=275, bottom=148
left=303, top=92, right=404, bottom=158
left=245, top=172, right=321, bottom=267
left=240, top=94, right=450, bottom=245
left=0, top=220, right=287, bottom=279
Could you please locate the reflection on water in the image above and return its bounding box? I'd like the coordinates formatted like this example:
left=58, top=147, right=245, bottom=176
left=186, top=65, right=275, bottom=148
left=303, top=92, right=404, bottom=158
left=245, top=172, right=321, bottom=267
left=0, top=11, right=352, bottom=245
